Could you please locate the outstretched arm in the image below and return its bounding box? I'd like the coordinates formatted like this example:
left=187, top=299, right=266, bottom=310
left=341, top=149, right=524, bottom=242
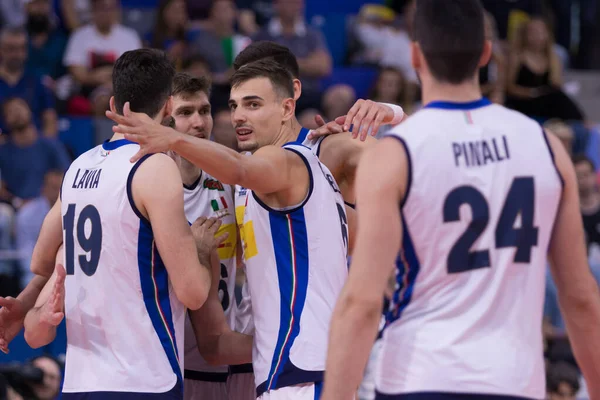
left=322, top=137, right=409, bottom=400
left=107, top=103, right=300, bottom=197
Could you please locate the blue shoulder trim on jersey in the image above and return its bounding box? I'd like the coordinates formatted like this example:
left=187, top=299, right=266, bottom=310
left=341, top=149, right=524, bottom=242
left=541, top=128, right=565, bottom=189
left=423, top=97, right=492, bottom=111
left=126, top=154, right=154, bottom=225
left=137, top=222, right=183, bottom=384
left=296, top=127, right=310, bottom=143
left=384, top=211, right=420, bottom=328
left=102, top=138, right=136, bottom=150
left=344, top=201, right=356, bottom=209
left=251, top=147, right=315, bottom=215
left=381, top=135, right=412, bottom=209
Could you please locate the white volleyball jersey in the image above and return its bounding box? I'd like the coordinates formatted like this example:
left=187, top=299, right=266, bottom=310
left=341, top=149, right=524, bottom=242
left=231, top=130, right=324, bottom=341
left=60, top=139, right=184, bottom=393
left=182, top=171, right=237, bottom=375
left=377, top=99, right=562, bottom=399
left=235, top=143, right=348, bottom=396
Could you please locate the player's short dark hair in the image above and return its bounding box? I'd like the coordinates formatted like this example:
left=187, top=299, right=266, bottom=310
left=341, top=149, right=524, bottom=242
left=172, top=72, right=211, bottom=99
left=413, top=0, right=485, bottom=84
left=112, top=49, right=175, bottom=118
left=572, top=154, right=595, bottom=171
left=233, top=41, right=300, bottom=79
left=230, top=60, right=294, bottom=99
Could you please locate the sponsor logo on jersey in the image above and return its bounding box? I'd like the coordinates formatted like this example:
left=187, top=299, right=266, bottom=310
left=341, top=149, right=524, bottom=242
left=204, top=178, right=225, bottom=191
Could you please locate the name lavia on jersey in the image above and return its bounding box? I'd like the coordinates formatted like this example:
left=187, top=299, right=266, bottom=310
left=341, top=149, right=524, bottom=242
left=71, top=168, right=102, bottom=189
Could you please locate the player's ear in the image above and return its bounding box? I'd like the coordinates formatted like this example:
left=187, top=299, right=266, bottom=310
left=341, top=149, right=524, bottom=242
left=293, top=79, right=302, bottom=101
left=164, top=96, right=173, bottom=118
left=410, top=41, right=421, bottom=71
left=109, top=96, right=117, bottom=114
left=282, top=97, right=295, bottom=123
left=478, top=39, right=493, bottom=68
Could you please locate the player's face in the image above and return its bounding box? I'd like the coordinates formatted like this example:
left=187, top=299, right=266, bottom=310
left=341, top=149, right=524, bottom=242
left=526, top=20, right=549, bottom=50
left=172, top=92, right=213, bottom=140
left=229, top=77, right=291, bottom=153
left=376, top=70, right=403, bottom=103
left=575, top=162, right=597, bottom=196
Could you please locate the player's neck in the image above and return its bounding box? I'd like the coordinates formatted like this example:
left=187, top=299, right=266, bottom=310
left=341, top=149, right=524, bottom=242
left=110, top=133, right=126, bottom=142
left=421, top=79, right=483, bottom=106
left=179, top=157, right=202, bottom=187
left=271, top=122, right=298, bottom=148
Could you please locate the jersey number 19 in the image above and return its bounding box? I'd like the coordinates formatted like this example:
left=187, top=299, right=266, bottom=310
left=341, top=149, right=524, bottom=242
left=63, top=203, right=103, bottom=276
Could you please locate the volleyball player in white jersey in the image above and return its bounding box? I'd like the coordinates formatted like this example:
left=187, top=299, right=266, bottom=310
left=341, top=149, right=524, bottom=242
left=107, top=60, right=349, bottom=400
left=21, top=49, right=215, bottom=399
left=323, top=1, right=600, bottom=400
left=167, top=73, right=242, bottom=400
left=232, top=41, right=405, bottom=206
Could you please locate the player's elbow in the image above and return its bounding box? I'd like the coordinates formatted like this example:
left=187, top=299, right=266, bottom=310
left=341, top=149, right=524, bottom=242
left=178, top=285, right=209, bottom=311
left=24, top=325, right=54, bottom=349
left=337, top=291, right=382, bottom=324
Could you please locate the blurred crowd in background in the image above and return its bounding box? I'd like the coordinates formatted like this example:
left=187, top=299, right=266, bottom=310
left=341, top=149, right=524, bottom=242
left=0, top=0, right=599, bottom=399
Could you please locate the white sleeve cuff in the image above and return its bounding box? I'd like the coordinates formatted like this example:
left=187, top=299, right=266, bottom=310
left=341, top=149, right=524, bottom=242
left=379, top=102, right=405, bottom=125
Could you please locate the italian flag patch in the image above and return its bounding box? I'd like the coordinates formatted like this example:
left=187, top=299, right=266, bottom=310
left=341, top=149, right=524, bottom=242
left=211, top=196, right=228, bottom=212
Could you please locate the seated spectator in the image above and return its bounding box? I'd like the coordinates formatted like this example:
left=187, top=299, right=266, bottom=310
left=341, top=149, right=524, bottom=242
left=63, top=0, right=141, bottom=116
left=544, top=119, right=574, bottom=156
left=0, top=98, right=69, bottom=206
left=191, top=0, right=251, bottom=84
left=15, top=169, right=62, bottom=288
left=0, top=201, right=15, bottom=294
left=58, top=0, right=92, bottom=33
left=182, top=54, right=211, bottom=79
left=0, top=27, right=58, bottom=137
left=506, top=18, right=585, bottom=122
left=546, top=362, right=580, bottom=400
left=253, top=0, right=332, bottom=113
left=369, top=67, right=414, bottom=122
left=379, top=0, right=419, bottom=88
left=322, top=84, right=356, bottom=124
left=351, top=4, right=395, bottom=66
left=146, top=0, right=200, bottom=68
left=26, top=0, right=68, bottom=80
left=480, top=11, right=506, bottom=104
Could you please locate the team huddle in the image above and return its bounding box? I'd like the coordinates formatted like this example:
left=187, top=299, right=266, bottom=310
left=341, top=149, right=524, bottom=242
left=1, top=1, right=600, bottom=400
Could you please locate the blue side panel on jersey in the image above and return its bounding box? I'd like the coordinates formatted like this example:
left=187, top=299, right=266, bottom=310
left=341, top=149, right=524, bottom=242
left=385, top=212, right=420, bottom=326
left=137, top=221, right=182, bottom=383
left=314, top=381, right=323, bottom=400
left=265, top=209, right=309, bottom=391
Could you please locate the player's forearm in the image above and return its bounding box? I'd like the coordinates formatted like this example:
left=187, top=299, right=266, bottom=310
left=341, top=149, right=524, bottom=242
left=23, top=307, right=57, bottom=349
left=323, top=291, right=382, bottom=399
left=199, top=331, right=253, bottom=366
left=171, top=133, right=246, bottom=186
left=17, top=275, right=49, bottom=312
left=558, top=284, right=600, bottom=395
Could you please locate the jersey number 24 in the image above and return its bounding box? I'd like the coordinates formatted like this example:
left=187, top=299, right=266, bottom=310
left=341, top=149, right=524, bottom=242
left=63, top=203, right=102, bottom=276
left=443, top=177, right=538, bottom=274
